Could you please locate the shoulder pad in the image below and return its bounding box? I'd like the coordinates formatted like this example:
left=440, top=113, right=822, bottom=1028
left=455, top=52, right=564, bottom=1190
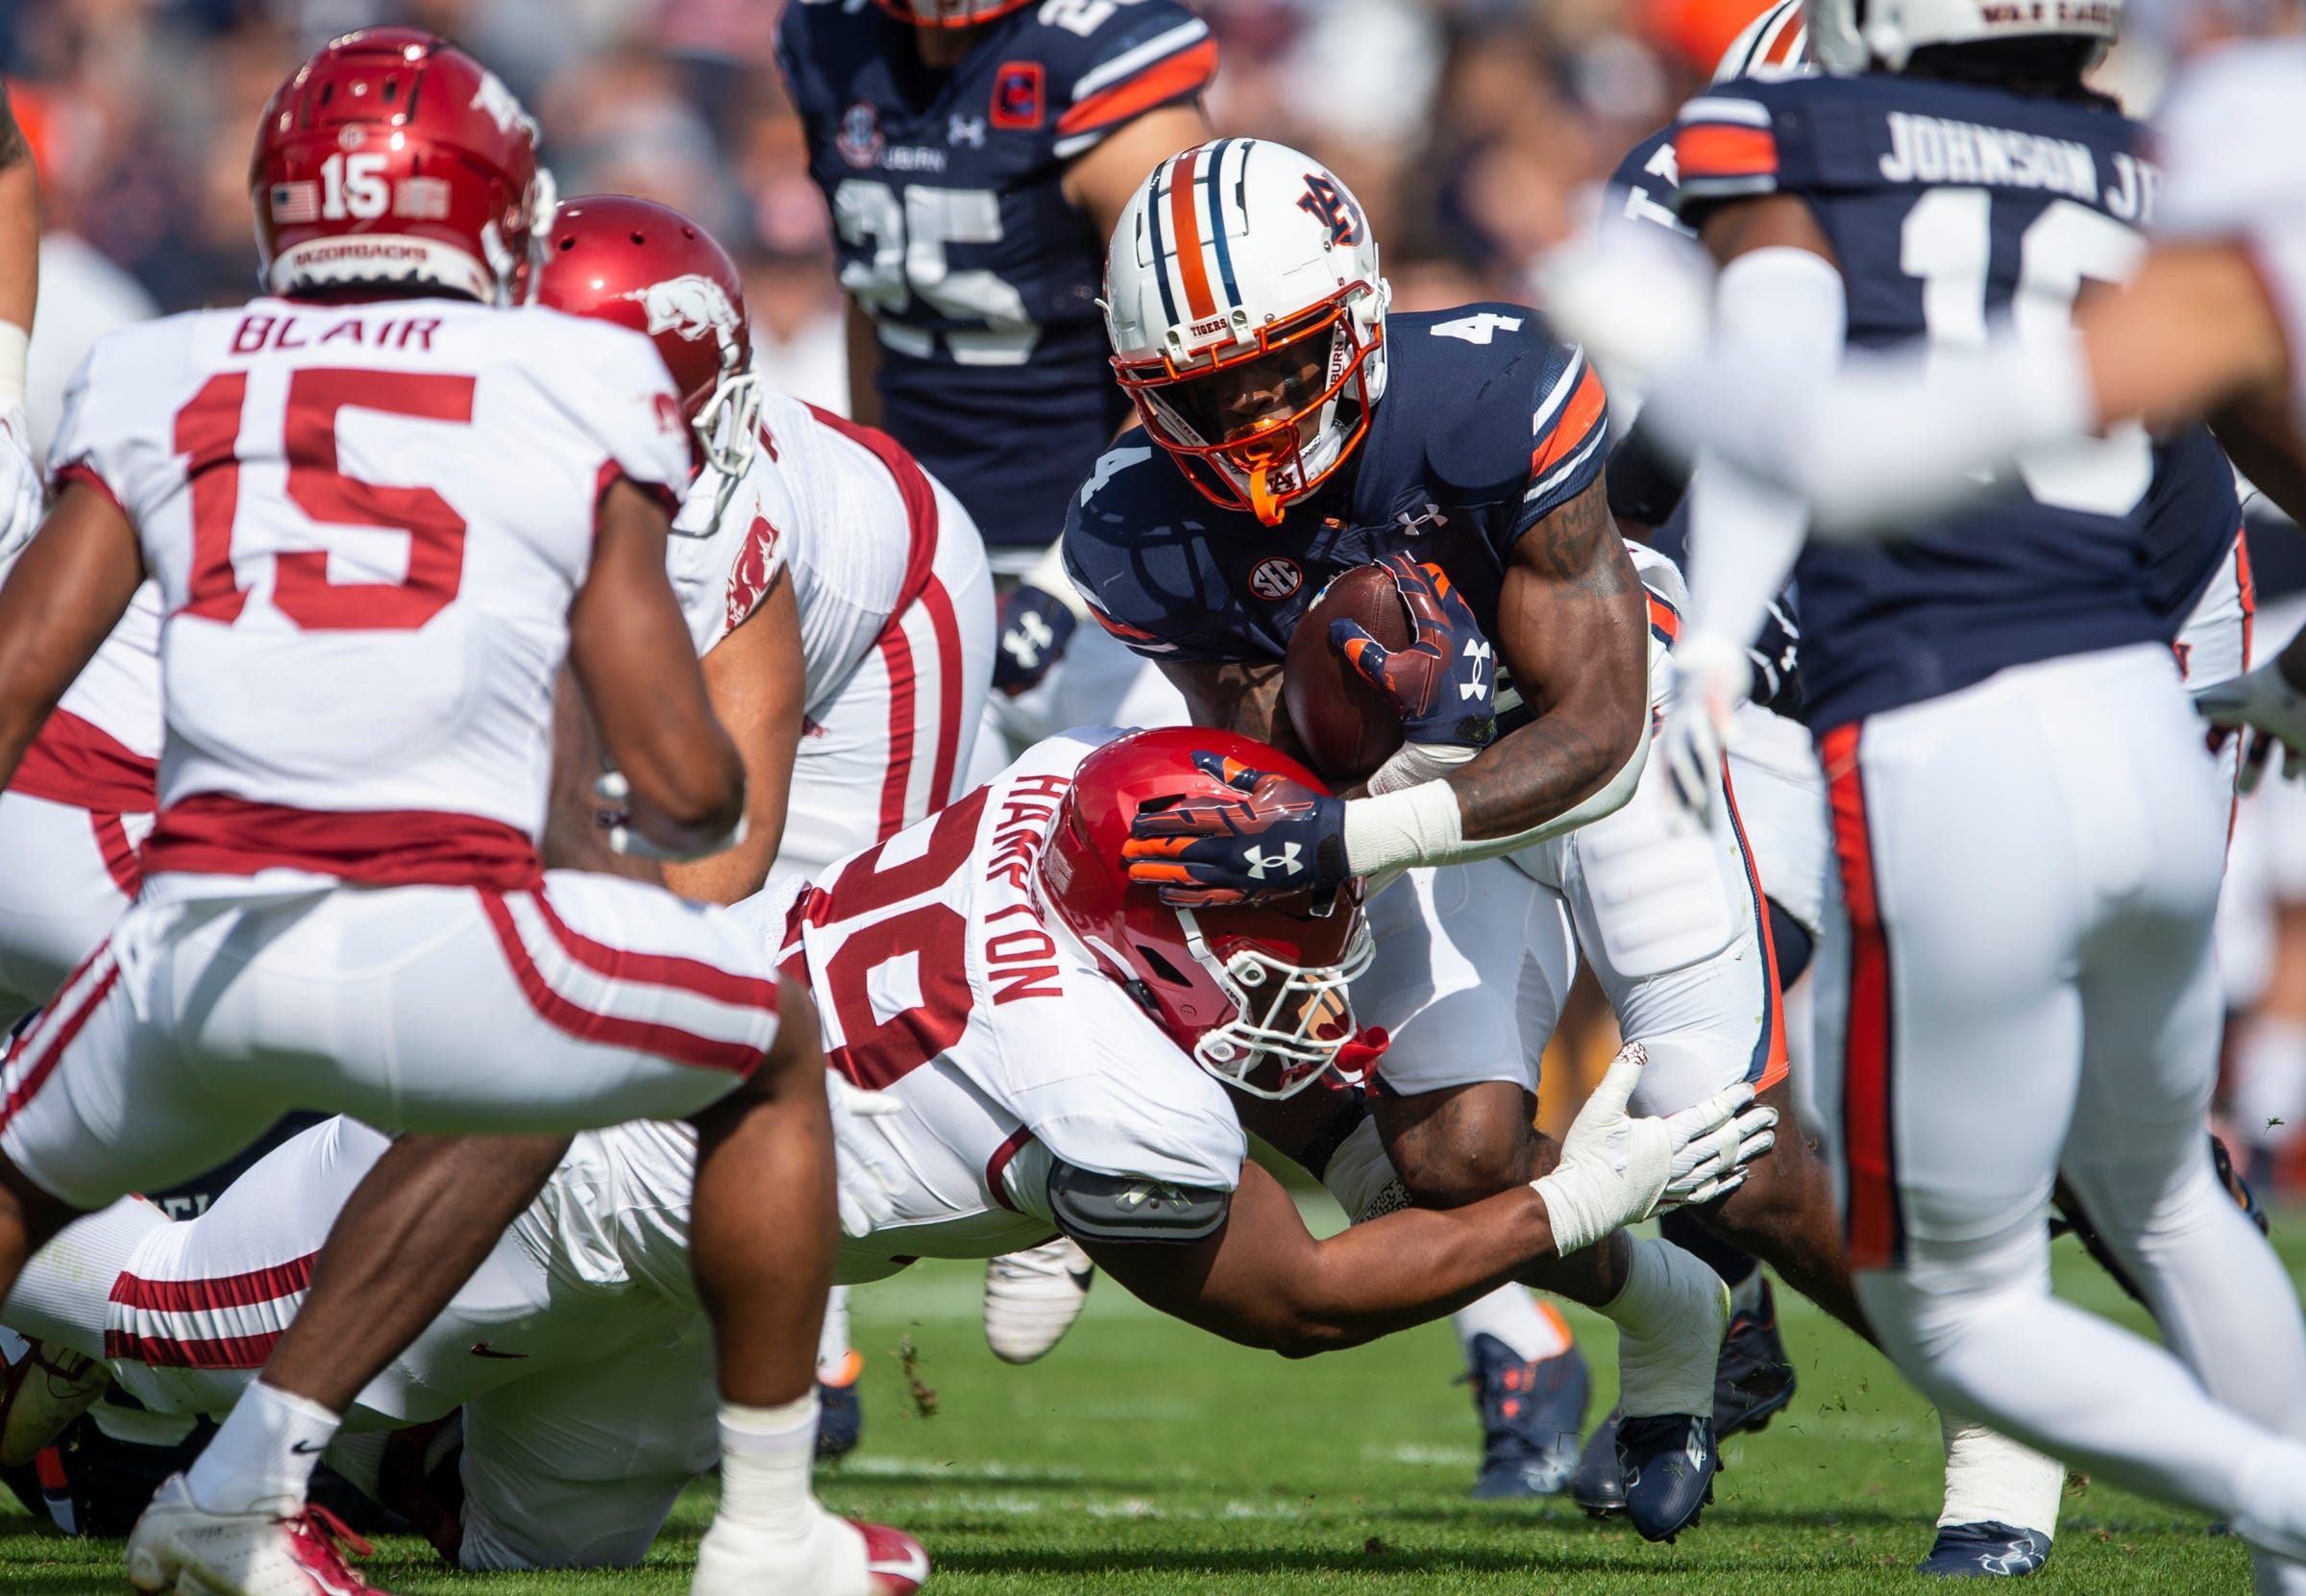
left=1048, top=0, right=1218, bottom=160
left=1404, top=308, right=1609, bottom=526
left=1062, top=445, right=1244, bottom=660
left=1046, top=1160, right=1231, bottom=1244
left=1601, top=129, right=1691, bottom=243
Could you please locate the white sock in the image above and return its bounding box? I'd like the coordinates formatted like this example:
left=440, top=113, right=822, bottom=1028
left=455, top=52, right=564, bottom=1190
left=1453, top=1285, right=1572, bottom=1364
left=718, top=1391, right=826, bottom=1538
left=184, top=1380, right=341, bottom=1515
left=1, top=1197, right=169, bottom=1362
left=1938, top=1411, right=2065, bottom=1535
left=1595, top=1237, right=1726, bottom=1418
left=816, top=1287, right=854, bottom=1385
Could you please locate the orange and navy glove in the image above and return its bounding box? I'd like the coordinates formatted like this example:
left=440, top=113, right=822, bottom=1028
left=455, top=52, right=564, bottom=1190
left=1330, top=555, right=1497, bottom=749
left=1121, top=751, right=1349, bottom=907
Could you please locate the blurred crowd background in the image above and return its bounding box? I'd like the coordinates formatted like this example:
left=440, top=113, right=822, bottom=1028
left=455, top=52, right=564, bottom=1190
left=9, top=0, right=2306, bottom=1197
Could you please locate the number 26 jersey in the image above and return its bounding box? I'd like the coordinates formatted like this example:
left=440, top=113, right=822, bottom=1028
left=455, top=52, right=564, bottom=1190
left=1672, top=73, right=2239, bottom=732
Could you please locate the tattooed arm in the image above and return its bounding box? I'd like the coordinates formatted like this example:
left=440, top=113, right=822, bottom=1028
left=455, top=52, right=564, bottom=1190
left=1445, top=479, right=1647, bottom=842
left=0, top=82, right=36, bottom=343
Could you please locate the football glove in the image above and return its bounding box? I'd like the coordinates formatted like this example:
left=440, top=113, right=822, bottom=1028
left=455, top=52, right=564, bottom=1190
left=826, top=1070, right=905, bottom=1240
left=2197, top=652, right=2306, bottom=792
left=993, top=584, right=1080, bottom=697
left=1658, top=629, right=1749, bottom=826
left=1121, top=750, right=1349, bottom=907
left=1330, top=555, right=1498, bottom=749
left=0, top=405, right=41, bottom=562
left=1531, top=1043, right=1777, bottom=1255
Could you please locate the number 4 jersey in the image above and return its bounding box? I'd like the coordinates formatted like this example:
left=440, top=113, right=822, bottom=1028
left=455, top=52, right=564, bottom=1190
left=777, top=0, right=1217, bottom=555
left=1672, top=72, right=2238, bottom=733
left=47, top=295, right=695, bottom=887
left=760, top=725, right=1247, bottom=1276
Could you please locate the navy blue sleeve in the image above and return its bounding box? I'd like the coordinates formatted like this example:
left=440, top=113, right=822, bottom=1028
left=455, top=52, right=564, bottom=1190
left=1599, top=128, right=1692, bottom=246
left=1509, top=338, right=1611, bottom=539
left=1061, top=443, right=1249, bottom=664
left=1047, top=0, right=1218, bottom=160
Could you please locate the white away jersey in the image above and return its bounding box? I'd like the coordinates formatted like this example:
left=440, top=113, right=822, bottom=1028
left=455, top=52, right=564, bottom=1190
left=667, top=390, right=934, bottom=715
left=48, top=295, right=693, bottom=880
left=774, top=727, right=1247, bottom=1276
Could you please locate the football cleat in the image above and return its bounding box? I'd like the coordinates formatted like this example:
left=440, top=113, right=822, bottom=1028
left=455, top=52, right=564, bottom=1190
left=1571, top=1276, right=1795, bottom=1517
left=1460, top=1335, right=1588, bottom=1499
left=0, top=1335, right=111, bottom=1466
left=694, top=1509, right=928, bottom=1596
left=125, top=1473, right=380, bottom=1595
left=1919, top=1521, right=2054, bottom=1578
left=1710, top=1277, right=1799, bottom=1436
left=1618, top=1412, right=1718, bottom=1542
left=817, top=1349, right=866, bottom=1461
left=982, top=1238, right=1096, bottom=1364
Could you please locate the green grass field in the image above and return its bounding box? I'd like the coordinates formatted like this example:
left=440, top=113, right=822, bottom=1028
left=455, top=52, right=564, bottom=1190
left=5, top=1205, right=2287, bottom=1594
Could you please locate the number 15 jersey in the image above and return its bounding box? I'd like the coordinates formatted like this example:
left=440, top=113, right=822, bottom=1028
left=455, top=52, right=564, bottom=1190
left=1672, top=73, right=2238, bottom=732
left=46, top=295, right=695, bottom=890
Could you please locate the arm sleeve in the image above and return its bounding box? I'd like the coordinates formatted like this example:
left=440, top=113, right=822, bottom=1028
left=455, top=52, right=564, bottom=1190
left=1679, top=247, right=1843, bottom=651
left=1670, top=89, right=1782, bottom=226
left=1051, top=4, right=1218, bottom=160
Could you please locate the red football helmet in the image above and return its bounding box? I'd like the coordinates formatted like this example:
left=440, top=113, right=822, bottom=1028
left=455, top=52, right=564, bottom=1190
left=250, top=29, right=554, bottom=306
left=1039, top=727, right=1379, bottom=1099
left=534, top=195, right=761, bottom=524
left=874, top=0, right=1036, bottom=27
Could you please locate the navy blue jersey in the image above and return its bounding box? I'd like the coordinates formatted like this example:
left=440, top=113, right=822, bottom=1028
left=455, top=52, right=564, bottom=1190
left=1601, top=128, right=1692, bottom=248
left=777, top=0, right=1215, bottom=552
left=1063, top=304, right=1610, bottom=722
left=1673, top=73, right=2240, bottom=730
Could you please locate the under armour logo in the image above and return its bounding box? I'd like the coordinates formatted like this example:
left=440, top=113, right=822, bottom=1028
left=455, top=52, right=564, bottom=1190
left=1004, top=611, right=1056, bottom=666
left=949, top=114, right=987, bottom=148
left=1460, top=639, right=1492, bottom=699
left=1396, top=502, right=1449, bottom=537
left=1242, top=843, right=1304, bottom=879
left=1116, top=1179, right=1186, bottom=1210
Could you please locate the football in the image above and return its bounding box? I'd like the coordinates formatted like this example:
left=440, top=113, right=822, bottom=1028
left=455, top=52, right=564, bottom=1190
left=1284, top=563, right=1412, bottom=784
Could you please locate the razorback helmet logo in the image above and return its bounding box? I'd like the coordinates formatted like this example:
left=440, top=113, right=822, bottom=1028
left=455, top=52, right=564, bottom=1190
left=468, top=68, right=535, bottom=138
left=621, top=274, right=741, bottom=347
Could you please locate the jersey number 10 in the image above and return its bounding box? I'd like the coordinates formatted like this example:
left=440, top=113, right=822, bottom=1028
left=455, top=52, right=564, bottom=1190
left=1901, top=188, right=2149, bottom=519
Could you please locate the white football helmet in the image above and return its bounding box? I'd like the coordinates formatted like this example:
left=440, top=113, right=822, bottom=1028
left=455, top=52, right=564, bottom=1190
left=873, top=0, right=1033, bottom=26
left=1103, top=138, right=1390, bottom=527
left=1715, top=0, right=1808, bottom=81
left=1807, top=0, right=2121, bottom=74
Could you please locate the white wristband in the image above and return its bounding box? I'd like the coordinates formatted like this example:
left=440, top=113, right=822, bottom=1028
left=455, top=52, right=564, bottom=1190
left=0, top=322, right=27, bottom=410
left=1341, top=779, right=1463, bottom=877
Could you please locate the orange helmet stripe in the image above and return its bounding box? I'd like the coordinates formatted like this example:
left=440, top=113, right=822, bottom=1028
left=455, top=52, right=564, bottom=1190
left=1166, top=146, right=1217, bottom=321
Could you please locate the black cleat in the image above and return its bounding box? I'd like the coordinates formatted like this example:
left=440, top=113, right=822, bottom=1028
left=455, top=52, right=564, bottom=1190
left=1713, top=1277, right=1798, bottom=1436
left=1919, top=1521, right=2053, bottom=1577
left=1460, top=1335, right=1589, bottom=1500
left=1619, top=1412, right=1718, bottom=1542
left=1569, top=1414, right=1628, bottom=1516
left=1569, top=1277, right=1794, bottom=1519
left=815, top=1351, right=865, bottom=1461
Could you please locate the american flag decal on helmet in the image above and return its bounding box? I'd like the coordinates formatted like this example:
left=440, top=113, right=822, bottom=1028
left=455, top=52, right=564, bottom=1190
left=270, top=183, right=320, bottom=225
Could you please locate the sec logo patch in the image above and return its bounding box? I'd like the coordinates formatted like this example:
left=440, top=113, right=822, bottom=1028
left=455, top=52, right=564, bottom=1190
left=1247, top=556, right=1302, bottom=602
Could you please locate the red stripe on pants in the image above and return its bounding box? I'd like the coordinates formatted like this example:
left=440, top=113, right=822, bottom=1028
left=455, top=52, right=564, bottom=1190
left=110, top=1253, right=317, bottom=1314
left=1821, top=721, right=1901, bottom=1271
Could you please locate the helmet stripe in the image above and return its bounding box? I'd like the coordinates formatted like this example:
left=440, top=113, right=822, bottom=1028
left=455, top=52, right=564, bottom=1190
left=1144, top=163, right=1182, bottom=331
left=1203, top=138, right=1240, bottom=313
left=1167, top=145, right=1216, bottom=319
